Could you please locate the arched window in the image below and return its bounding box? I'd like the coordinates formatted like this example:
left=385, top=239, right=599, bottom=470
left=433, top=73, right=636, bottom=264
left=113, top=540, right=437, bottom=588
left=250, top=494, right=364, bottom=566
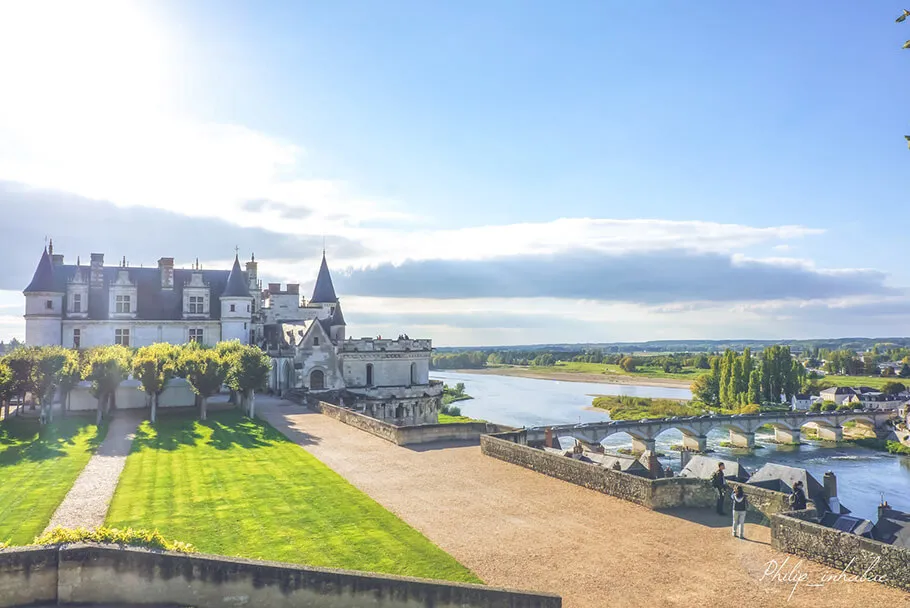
left=366, top=364, right=374, bottom=387
left=410, top=362, right=417, bottom=385
left=310, top=369, right=325, bottom=390
left=395, top=404, right=404, bottom=419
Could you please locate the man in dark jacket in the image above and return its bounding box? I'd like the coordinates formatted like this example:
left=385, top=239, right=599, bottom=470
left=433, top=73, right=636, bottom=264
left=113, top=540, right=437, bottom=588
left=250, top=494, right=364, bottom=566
left=788, top=480, right=808, bottom=510
left=711, top=462, right=727, bottom=515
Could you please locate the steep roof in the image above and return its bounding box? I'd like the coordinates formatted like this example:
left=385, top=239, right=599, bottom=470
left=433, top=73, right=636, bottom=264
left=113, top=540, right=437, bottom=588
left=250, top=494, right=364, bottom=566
left=679, top=455, right=749, bottom=482
left=27, top=263, right=242, bottom=320
left=330, top=300, right=346, bottom=326
left=222, top=254, right=251, bottom=298
left=873, top=507, right=910, bottom=547
left=24, top=247, right=60, bottom=293
left=310, top=254, right=337, bottom=303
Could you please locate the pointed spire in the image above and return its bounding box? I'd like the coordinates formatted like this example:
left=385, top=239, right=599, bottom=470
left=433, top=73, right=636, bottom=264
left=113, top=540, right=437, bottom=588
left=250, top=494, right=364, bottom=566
left=310, top=253, right=338, bottom=303
left=330, top=300, right=346, bottom=326
left=222, top=252, right=251, bottom=297
left=48, top=239, right=53, bottom=255
left=24, top=245, right=59, bottom=293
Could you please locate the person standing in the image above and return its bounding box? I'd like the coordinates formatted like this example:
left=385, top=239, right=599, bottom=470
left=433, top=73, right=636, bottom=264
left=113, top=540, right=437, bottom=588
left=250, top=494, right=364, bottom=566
left=788, top=480, right=808, bottom=510
left=731, top=486, right=747, bottom=538
left=711, top=462, right=727, bottom=515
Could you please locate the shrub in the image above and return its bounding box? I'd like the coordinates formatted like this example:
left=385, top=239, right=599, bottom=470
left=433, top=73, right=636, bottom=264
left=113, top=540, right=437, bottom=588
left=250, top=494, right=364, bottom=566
left=809, top=402, right=822, bottom=412
left=33, top=526, right=195, bottom=553
left=822, top=402, right=838, bottom=412
left=440, top=404, right=461, bottom=417
left=836, top=404, right=853, bottom=412
left=740, top=403, right=760, bottom=414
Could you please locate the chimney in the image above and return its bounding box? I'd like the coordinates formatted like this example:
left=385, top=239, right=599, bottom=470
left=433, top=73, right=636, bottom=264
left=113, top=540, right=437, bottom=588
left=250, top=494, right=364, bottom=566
left=680, top=450, right=693, bottom=469
left=544, top=427, right=554, bottom=448
left=639, top=450, right=663, bottom=479
left=246, top=254, right=258, bottom=290
left=52, top=254, right=64, bottom=266
left=286, top=283, right=299, bottom=295
left=824, top=471, right=839, bottom=514
left=878, top=494, right=891, bottom=522
left=90, top=253, right=104, bottom=288
left=158, top=257, right=174, bottom=289
left=268, top=283, right=280, bottom=293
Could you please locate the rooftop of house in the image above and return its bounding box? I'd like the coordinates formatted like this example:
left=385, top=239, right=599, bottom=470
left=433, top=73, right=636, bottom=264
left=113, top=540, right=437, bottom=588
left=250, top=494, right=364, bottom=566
left=873, top=506, right=910, bottom=548
left=679, top=455, right=749, bottom=482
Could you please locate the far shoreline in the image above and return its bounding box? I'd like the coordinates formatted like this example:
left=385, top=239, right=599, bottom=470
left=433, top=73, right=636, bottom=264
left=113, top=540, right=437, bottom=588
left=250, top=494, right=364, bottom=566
left=441, top=366, right=692, bottom=390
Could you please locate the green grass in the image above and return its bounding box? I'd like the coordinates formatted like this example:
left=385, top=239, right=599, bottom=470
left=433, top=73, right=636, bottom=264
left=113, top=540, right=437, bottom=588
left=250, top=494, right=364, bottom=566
left=852, top=437, right=910, bottom=455
left=591, top=395, right=705, bottom=420
left=438, top=413, right=485, bottom=424
left=0, top=416, right=105, bottom=545
left=528, top=361, right=706, bottom=382
left=812, top=375, right=896, bottom=389
left=106, top=412, right=480, bottom=583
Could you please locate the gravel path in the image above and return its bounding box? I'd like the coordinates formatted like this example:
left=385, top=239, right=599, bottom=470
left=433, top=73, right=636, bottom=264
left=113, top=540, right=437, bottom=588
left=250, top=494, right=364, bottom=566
left=44, top=412, right=143, bottom=532
left=257, top=398, right=909, bottom=608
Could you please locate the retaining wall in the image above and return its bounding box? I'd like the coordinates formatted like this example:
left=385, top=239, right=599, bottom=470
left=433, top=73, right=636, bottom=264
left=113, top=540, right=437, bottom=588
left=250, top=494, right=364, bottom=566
left=0, top=544, right=561, bottom=608
left=725, top=480, right=813, bottom=519
left=313, top=401, right=514, bottom=446
left=480, top=433, right=714, bottom=509
left=771, top=510, right=910, bottom=592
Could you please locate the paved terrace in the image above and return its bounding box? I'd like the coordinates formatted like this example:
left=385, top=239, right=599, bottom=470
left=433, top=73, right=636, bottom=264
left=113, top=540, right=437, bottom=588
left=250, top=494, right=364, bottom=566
left=256, top=398, right=908, bottom=608
left=526, top=410, right=895, bottom=451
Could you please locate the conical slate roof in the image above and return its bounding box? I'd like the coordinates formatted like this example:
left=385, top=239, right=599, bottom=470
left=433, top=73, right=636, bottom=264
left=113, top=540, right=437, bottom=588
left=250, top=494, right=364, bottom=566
left=24, top=247, right=59, bottom=293
left=222, top=254, right=251, bottom=297
left=330, top=300, right=346, bottom=326
left=310, top=254, right=337, bottom=303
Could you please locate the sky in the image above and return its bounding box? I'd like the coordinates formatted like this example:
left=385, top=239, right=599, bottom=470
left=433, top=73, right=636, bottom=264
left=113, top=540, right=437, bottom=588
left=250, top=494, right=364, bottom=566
left=1, top=0, right=909, bottom=346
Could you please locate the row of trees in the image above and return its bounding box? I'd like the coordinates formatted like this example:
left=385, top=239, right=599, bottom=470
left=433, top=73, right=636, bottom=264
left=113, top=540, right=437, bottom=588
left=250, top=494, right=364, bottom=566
left=690, top=346, right=805, bottom=408
left=0, top=340, right=271, bottom=425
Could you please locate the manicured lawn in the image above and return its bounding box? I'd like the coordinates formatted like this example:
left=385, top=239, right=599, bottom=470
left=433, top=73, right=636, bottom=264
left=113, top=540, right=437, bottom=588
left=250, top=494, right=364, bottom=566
left=0, top=416, right=104, bottom=545
left=106, top=412, right=480, bottom=583
left=812, top=375, right=895, bottom=389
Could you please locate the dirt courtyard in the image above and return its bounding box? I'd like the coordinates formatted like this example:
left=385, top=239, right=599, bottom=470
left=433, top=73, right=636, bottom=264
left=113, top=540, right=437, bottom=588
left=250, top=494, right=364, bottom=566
left=257, top=399, right=908, bottom=608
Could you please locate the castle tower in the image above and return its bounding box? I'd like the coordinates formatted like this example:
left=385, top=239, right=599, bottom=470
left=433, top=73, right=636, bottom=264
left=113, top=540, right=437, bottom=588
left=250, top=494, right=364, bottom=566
left=328, top=300, right=346, bottom=342
left=310, top=253, right=338, bottom=319
left=220, top=253, right=253, bottom=344
left=23, top=246, right=64, bottom=345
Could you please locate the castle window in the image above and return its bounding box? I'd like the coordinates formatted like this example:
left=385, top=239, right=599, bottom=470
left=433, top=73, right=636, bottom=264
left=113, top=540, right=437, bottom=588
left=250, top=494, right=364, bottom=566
left=366, top=363, right=374, bottom=387
left=410, top=362, right=417, bottom=385
left=189, top=296, right=203, bottom=314
left=247, top=304, right=250, bottom=312
left=230, top=304, right=235, bottom=312
left=72, top=294, right=81, bottom=313
left=115, top=295, right=131, bottom=313
left=115, top=328, right=130, bottom=346
left=313, top=337, right=319, bottom=346
left=45, top=299, right=53, bottom=310
left=189, top=328, right=203, bottom=343
left=73, top=329, right=80, bottom=348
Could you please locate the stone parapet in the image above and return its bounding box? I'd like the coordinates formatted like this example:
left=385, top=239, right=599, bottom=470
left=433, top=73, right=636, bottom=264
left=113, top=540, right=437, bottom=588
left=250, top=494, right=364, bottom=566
left=0, top=544, right=561, bottom=607
left=771, top=510, right=910, bottom=592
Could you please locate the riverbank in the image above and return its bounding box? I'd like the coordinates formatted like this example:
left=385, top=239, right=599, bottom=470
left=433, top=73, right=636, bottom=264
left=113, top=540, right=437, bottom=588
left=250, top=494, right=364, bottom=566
left=452, top=366, right=692, bottom=389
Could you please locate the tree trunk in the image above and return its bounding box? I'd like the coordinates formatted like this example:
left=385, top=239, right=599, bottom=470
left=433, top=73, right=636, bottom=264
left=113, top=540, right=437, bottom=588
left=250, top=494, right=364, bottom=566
left=151, top=393, right=158, bottom=423
left=248, top=390, right=256, bottom=418
left=96, top=392, right=104, bottom=425
left=200, top=396, right=208, bottom=421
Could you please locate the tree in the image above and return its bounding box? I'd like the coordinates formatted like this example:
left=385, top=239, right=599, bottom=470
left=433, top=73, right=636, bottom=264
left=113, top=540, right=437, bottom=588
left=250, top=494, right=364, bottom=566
left=747, top=369, right=761, bottom=406
left=33, top=346, right=79, bottom=424
left=719, top=349, right=735, bottom=407
left=133, top=343, right=180, bottom=423
left=57, top=350, right=82, bottom=414
left=619, top=356, right=637, bottom=372
left=693, top=353, right=710, bottom=369
left=5, top=347, right=37, bottom=410
left=881, top=381, right=907, bottom=396
left=822, top=401, right=838, bottom=412
left=901, top=363, right=910, bottom=378
left=690, top=373, right=719, bottom=406
left=82, top=345, right=132, bottom=425
left=0, top=360, right=14, bottom=420
left=226, top=345, right=271, bottom=417
left=179, top=348, right=226, bottom=421
left=809, top=401, right=822, bottom=413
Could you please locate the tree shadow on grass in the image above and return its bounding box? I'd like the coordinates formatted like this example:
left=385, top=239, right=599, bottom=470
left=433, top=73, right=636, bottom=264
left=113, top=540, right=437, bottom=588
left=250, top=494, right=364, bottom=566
left=137, top=411, right=280, bottom=451
left=0, top=417, right=102, bottom=464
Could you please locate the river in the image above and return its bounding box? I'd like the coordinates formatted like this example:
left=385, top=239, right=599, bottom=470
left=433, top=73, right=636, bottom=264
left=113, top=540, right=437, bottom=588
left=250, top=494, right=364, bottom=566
left=432, top=370, right=910, bottom=521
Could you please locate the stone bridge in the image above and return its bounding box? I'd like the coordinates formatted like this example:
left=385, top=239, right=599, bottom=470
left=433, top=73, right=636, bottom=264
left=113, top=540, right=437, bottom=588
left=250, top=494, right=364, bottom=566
left=526, top=410, right=895, bottom=452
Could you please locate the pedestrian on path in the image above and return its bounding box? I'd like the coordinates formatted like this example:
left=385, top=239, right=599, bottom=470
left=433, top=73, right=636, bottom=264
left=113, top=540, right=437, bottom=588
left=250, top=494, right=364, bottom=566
left=711, top=462, right=727, bottom=515
left=731, top=486, right=747, bottom=539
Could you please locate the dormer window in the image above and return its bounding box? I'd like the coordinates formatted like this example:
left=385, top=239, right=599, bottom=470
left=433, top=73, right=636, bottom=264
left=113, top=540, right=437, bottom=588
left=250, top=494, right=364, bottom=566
left=115, top=295, right=131, bottom=313
left=313, top=337, right=319, bottom=346
left=189, top=296, right=204, bottom=314
left=72, top=294, right=81, bottom=313
left=230, top=304, right=236, bottom=312
left=45, top=299, right=53, bottom=310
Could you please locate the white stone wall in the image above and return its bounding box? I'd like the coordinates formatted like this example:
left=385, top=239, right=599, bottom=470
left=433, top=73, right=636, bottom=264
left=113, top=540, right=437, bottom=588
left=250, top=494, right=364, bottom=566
left=159, top=378, right=196, bottom=407
left=61, top=321, right=222, bottom=348
left=295, top=346, right=344, bottom=391
left=342, top=353, right=431, bottom=388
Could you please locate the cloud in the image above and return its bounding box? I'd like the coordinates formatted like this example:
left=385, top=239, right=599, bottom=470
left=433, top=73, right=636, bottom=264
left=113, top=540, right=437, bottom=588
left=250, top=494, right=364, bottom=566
left=0, top=183, right=368, bottom=291
left=331, top=250, right=895, bottom=305
left=241, top=199, right=312, bottom=220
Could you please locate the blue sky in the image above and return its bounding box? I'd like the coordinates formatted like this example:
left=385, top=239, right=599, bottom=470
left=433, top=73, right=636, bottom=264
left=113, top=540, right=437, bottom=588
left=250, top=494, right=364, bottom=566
left=1, top=1, right=909, bottom=345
